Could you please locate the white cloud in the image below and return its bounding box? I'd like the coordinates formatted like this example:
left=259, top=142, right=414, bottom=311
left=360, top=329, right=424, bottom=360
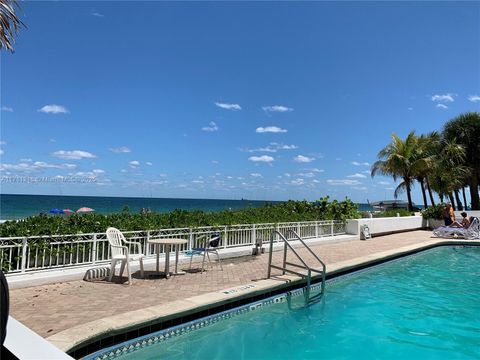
left=250, top=173, right=263, bottom=178
left=312, top=179, right=320, bottom=184
left=436, top=104, right=448, bottom=109
left=327, top=179, right=362, bottom=186
left=352, top=186, right=368, bottom=191
left=215, top=102, right=241, bottom=111
left=248, top=155, right=274, bottom=163
left=298, top=172, right=315, bottom=178
left=38, top=104, right=69, bottom=114
left=146, top=162, right=153, bottom=166
left=0, top=141, right=6, bottom=145
left=91, top=11, right=104, bottom=17
left=468, top=95, right=480, bottom=103
left=109, top=146, right=131, bottom=153
left=308, top=168, right=324, bottom=173
left=408, top=107, right=413, bottom=111
left=1, top=106, right=13, bottom=112
left=192, top=180, right=204, bottom=184
left=290, top=178, right=305, bottom=185
left=347, top=173, right=367, bottom=178
left=361, top=170, right=371, bottom=174
left=262, top=105, right=294, bottom=113
left=284, top=172, right=291, bottom=177
left=0, top=149, right=3, bottom=155
left=245, top=142, right=298, bottom=153
left=129, top=160, right=140, bottom=168
left=351, top=161, right=370, bottom=166
left=211, top=160, right=219, bottom=164
left=256, top=126, right=287, bottom=134
left=0, top=161, right=77, bottom=172
left=51, top=150, right=96, bottom=160
left=202, top=121, right=219, bottom=132
left=75, top=169, right=105, bottom=177
left=378, top=181, right=390, bottom=185
left=431, top=94, right=455, bottom=103
left=294, top=155, right=314, bottom=163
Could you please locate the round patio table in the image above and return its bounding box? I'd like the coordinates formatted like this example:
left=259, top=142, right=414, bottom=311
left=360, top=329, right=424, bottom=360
left=147, top=238, right=188, bottom=278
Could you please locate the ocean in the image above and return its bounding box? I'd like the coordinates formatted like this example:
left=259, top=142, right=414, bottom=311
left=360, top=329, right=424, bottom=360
left=0, top=194, right=373, bottom=221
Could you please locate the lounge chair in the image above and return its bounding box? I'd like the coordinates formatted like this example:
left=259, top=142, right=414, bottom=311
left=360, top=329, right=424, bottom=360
left=187, top=232, right=223, bottom=273
left=106, top=227, right=145, bottom=284
left=433, top=217, right=480, bottom=240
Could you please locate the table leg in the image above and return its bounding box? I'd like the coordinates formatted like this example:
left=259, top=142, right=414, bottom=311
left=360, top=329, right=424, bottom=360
left=165, top=244, right=170, bottom=278
left=175, top=245, right=179, bottom=274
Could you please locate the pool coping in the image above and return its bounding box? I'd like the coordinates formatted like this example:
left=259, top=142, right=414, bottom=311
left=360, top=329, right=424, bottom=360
left=46, top=238, right=480, bottom=357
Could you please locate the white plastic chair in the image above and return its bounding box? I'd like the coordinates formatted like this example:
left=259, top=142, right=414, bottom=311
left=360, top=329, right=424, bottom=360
left=106, top=227, right=145, bottom=284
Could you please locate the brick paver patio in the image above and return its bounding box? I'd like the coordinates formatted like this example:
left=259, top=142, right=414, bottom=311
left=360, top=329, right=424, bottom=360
left=9, top=230, right=434, bottom=338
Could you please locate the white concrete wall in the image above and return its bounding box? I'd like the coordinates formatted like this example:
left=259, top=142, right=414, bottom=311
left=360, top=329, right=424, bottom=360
left=347, top=216, right=425, bottom=238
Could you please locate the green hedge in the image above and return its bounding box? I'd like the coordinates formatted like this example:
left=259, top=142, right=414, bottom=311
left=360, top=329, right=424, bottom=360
left=0, top=197, right=360, bottom=237
left=421, top=204, right=446, bottom=220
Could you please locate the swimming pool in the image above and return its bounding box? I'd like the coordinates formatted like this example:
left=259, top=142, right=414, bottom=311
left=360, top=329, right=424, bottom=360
left=87, top=246, right=480, bottom=360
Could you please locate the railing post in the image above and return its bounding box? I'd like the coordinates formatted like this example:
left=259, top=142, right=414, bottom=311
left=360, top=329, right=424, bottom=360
left=315, top=221, right=319, bottom=238
left=92, top=233, right=97, bottom=264
left=275, top=223, right=279, bottom=242
left=189, top=228, right=193, bottom=251
left=21, top=237, right=27, bottom=273
left=252, top=224, right=256, bottom=245
left=297, top=222, right=301, bottom=237
left=331, top=221, right=334, bottom=236
left=223, top=225, right=228, bottom=249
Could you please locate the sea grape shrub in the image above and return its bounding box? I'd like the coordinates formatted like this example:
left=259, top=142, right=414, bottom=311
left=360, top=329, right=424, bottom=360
left=421, top=204, right=446, bottom=220
left=0, top=197, right=360, bottom=237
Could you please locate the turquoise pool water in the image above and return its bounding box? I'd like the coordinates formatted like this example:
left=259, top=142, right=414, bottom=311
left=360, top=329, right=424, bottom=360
left=97, top=246, right=480, bottom=360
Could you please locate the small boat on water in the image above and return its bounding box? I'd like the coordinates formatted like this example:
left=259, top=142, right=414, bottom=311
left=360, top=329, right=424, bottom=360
left=370, top=200, right=416, bottom=212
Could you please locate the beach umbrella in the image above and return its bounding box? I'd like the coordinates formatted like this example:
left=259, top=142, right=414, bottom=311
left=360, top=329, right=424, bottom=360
left=76, top=207, right=95, bottom=213
left=49, top=208, right=64, bottom=214
left=63, top=209, right=73, bottom=214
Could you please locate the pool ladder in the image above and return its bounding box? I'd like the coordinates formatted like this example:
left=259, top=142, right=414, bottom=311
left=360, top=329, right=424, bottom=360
left=267, top=230, right=326, bottom=305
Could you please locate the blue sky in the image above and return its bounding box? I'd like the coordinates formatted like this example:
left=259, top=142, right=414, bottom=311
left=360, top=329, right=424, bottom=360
left=1, top=1, right=479, bottom=203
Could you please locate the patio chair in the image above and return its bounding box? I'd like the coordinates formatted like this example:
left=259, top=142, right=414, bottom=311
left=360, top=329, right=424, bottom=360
left=187, top=232, right=223, bottom=273
left=106, top=227, right=145, bottom=284
left=432, top=217, right=480, bottom=240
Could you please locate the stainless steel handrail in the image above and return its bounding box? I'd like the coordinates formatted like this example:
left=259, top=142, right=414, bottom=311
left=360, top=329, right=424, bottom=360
left=267, top=230, right=326, bottom=304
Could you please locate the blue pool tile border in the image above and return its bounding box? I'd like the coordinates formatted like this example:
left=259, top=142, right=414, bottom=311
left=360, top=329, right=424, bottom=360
left=82, top=244, right=479, bottom=360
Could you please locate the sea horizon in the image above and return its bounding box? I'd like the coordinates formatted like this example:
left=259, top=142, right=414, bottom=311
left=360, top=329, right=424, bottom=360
left=0, top=193, right=373, bottom=220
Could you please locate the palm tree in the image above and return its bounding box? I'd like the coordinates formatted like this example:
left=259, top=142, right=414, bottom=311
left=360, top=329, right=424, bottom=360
left=429, top=139, right=469, bottom=209
left=371, top=132, right=427, bottom=211
left=414, top=132, right=439, bottom=208
left=0, top=0, right=23, bottom=52
left=443, top=112, right=480, bottom=210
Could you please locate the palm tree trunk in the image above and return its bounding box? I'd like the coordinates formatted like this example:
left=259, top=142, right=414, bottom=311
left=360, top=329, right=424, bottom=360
left=469, top=170, right=480, bottom=210
left=405, top=180, right=413, bottom=211
left=462, top=187, right=468, bottom=210
left=454, top=190, right=463, bottom=211
left=418, top=178, right=428, bottom=208
left=425, top=176, right=435, bottom=207
left=439, top=194, right=444, bottom=203
left=448, top=193, right=456, bottom=210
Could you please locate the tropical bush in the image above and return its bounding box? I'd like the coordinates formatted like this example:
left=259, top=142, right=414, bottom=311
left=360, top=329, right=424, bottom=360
left=0, top=197, right=360, bottom=237
left=373, top=209, right=414, bottom=218
left=421, top=204, right=445, bottom=220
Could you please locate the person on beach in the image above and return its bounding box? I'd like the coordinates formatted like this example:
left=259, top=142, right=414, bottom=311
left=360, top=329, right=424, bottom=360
left=449, top=212, right=470, bottom=228
left=442, top=203, right=455, bottom=226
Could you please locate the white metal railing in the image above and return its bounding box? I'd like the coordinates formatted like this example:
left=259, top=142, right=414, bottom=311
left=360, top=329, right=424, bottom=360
left=0, top=220, right=345, bottom=274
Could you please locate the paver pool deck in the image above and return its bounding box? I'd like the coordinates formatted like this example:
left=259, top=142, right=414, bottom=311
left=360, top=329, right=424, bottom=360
left=8, top=230, right=477, bottom=345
